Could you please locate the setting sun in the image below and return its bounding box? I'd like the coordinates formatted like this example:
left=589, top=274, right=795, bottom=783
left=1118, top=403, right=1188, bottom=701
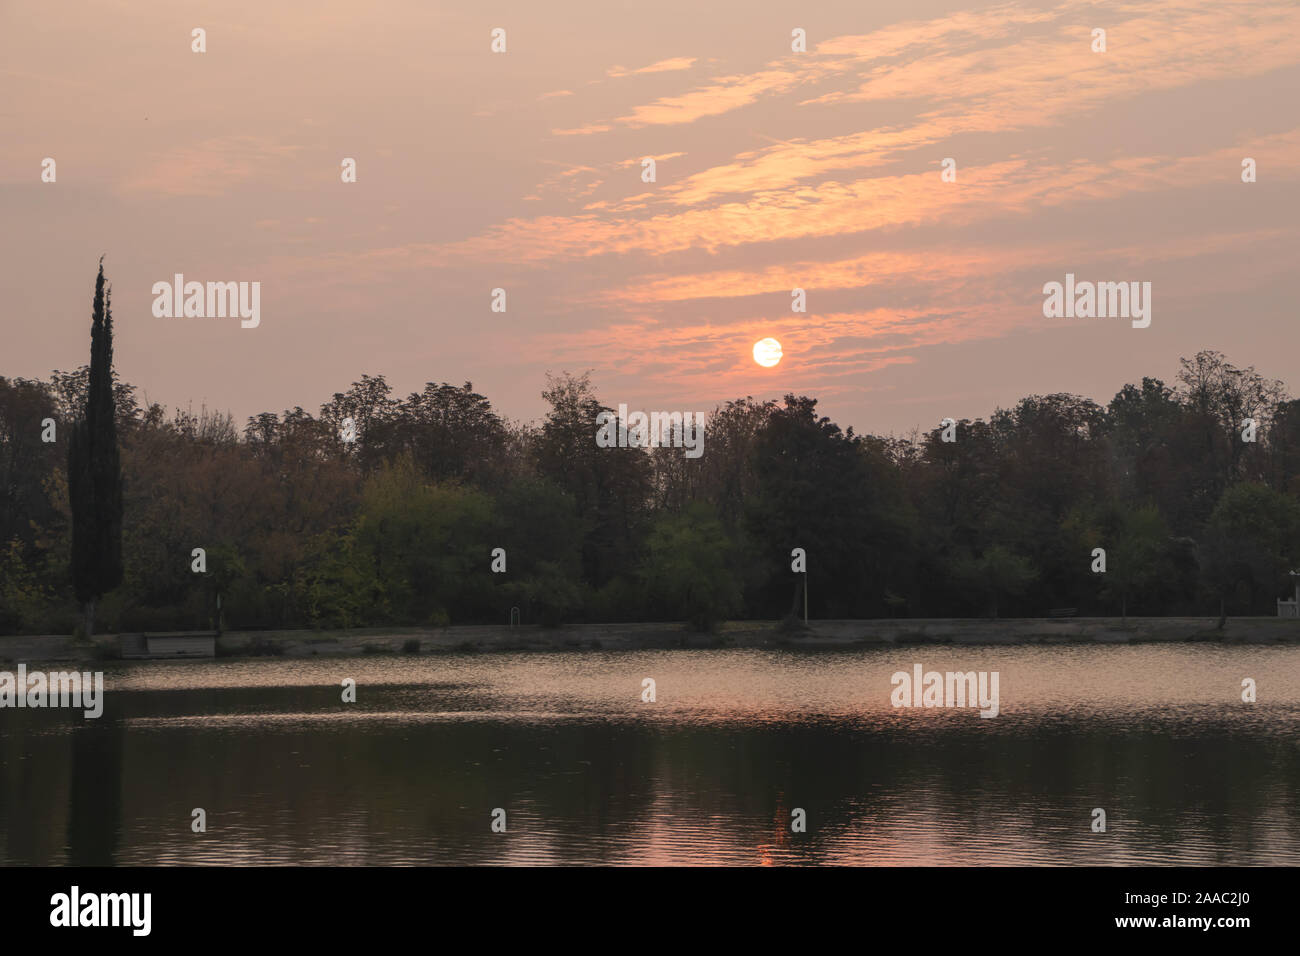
left=753, top=337, right=782, bottom=367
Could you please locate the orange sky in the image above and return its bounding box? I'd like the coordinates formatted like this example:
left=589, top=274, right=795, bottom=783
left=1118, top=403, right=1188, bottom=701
left=2, top=0, right=1298, bottom=434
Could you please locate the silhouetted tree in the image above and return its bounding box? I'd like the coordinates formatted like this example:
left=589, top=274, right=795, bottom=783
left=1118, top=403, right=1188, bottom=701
left=68, top=259, right=123, bottom=638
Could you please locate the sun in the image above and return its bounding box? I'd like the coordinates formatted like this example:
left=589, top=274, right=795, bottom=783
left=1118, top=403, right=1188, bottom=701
left=752, top=337, right=782, bottom=368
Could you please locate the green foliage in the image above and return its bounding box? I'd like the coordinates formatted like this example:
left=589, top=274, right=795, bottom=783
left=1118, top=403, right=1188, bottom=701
left=536, top=372, right=650, bottom=587
left=296, top=526, right=386, bottom=629
left=0, top=538, right=48, bottom=633
left=1200, top=482, right=1300, bottom=613
left=495, top=475, right=585, bottom=579
left=6, top=347, right=1300, bottom=634
left=353, top=456, right=495, bottom=623
left=1100, top=505, right=1180, bottom=616
left=953, top=545, right=1039, bottom=618
left=503, top=560, right=585, bottom=627
left=746, top=395, right=902, bottom=619
left=642, top=503, right=741, bottom=631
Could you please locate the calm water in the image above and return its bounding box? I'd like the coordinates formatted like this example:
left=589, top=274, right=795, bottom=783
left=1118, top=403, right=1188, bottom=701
left=1, top=645, right=1297, bottom=866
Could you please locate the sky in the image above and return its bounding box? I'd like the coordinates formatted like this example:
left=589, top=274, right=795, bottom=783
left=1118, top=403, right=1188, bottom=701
left=2, top=0, right=1298, bottom=436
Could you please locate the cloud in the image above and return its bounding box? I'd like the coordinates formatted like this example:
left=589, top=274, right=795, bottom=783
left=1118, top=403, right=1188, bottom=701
left=427, top=131, right=1300, bottom=264
left=607, top=56, right=697, bottom=78
left=552, top=123, right=613, bottom=137
left=666, top=1, right=1300, bottom=206
left=525, top=226, right=1292, bottom=398
left=547, top=0, right=1300, bottom=184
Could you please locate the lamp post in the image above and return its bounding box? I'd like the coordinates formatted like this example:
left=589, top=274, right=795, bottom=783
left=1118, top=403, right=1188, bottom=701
left=803, top=568, right=808, bottom=626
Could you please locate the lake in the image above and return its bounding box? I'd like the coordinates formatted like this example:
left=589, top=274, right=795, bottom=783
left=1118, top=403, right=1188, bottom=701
left=1, top=645, right=1297, bottom=865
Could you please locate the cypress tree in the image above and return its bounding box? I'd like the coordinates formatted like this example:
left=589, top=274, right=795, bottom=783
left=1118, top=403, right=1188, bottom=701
left=68, top=257, right=123, bottom=638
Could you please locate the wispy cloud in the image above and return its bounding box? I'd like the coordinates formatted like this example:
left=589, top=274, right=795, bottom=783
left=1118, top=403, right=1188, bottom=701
left=607, top=56, right=697, bottom=78
left=427, top=131, right=1300, bottom=264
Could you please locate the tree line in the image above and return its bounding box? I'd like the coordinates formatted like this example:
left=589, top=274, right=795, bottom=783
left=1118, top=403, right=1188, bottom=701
left=3, top=346, right=1300, bottom=634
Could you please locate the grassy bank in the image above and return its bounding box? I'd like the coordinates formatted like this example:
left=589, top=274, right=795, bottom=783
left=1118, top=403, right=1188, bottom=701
left=3, top=616, right=1299, bottom=664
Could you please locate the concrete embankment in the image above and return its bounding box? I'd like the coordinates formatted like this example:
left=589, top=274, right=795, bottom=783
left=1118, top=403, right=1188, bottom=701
left=2, top=617, right=1298, bottom=664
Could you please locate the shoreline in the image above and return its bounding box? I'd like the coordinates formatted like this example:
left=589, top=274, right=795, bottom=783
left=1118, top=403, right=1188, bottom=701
left=2, top=616, right=1299, bottom=664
